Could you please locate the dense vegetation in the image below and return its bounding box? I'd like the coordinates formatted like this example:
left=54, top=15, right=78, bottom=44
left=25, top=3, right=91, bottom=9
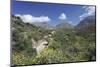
left=12, top=15, right=96, bottom=66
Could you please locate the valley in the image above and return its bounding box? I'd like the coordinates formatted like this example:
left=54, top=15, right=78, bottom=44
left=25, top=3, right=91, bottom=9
left=12, top=15, right=96, bottom=65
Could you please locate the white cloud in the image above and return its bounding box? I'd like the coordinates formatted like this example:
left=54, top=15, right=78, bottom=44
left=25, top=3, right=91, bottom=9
left=59, top=13, right=67, bottom=20
left=79, top=6, right=95, bottom=20
left=15, top=14, right=51, bottom=23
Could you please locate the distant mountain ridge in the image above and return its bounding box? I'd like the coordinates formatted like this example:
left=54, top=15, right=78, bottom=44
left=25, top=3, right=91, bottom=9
left=75, top=15, right=96, bottom=36
left=55, top=20, right=74, bottom=29
left=32, top=22, right=54, bottom=30
left=76, top=15, right=96, bottom=28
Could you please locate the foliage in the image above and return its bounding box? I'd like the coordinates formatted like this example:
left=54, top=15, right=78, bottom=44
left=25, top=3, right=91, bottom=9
left=32, top=48, right=70, bottom=64
left=12, top=52, right=34, bottom=65
left=12, top=15, right=96, bottom=65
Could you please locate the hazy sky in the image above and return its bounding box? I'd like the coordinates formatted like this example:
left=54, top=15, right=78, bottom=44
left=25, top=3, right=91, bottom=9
left=12, top=0, right=95, bottom=26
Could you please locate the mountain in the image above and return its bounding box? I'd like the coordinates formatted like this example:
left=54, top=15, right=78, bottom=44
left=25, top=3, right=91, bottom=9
left=75, top=15, right=96, bottom=37
left=55, top=20, right=73, bottom=29
left=12, top=15, right=96, bottom=65
left=12, top=15, right=52, bottom=53
left=76, top=15, right=96, bottom=28
left=32, top=22, right=54, bottom=30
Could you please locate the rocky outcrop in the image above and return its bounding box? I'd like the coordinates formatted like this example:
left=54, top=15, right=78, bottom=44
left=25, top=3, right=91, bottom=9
left=31, top=31, right=55, bottom=54
left=32, top=39, right=48, bottom=54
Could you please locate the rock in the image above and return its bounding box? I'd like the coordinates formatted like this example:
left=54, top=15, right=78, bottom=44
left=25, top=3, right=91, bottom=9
left=36, top=40, right=48, bottom=54
left=32, top=39, right=49, bottom=54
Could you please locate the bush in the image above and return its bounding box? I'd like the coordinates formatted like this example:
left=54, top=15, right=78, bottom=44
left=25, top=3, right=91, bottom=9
left=32, top=48, right=70, bottom=64
left=12, top=52, right=34, bottom=65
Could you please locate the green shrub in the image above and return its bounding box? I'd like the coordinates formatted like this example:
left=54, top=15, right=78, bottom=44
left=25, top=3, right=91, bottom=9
left=32, top=48, right=70, bottom=64
left=12, top=52, right=34, bottom=65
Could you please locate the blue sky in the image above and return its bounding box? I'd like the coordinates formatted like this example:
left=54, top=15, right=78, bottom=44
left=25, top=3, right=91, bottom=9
left=12, top=0, right=95, bottom=26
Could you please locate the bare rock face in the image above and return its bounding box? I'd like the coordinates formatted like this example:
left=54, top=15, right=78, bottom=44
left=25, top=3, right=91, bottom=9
left=31, top=31, right=55, bottom=54
left=32, top=39, right=48, bottom=54
left=36, top=40, right=48, bottom=54
left=32, top=39, right=37, bottom=48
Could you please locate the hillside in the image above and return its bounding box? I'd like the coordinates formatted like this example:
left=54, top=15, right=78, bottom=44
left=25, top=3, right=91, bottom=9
left=76, top=15, right=95, bottom=28
left=12, top=15, right=52, bottom=56
left=12, top=15, right=96, bottom=66
left=56, top=20, right=73, bottom=30
left=32, top=22, right=54, bottom=30
left=75, top=15, right=96, bottom=39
